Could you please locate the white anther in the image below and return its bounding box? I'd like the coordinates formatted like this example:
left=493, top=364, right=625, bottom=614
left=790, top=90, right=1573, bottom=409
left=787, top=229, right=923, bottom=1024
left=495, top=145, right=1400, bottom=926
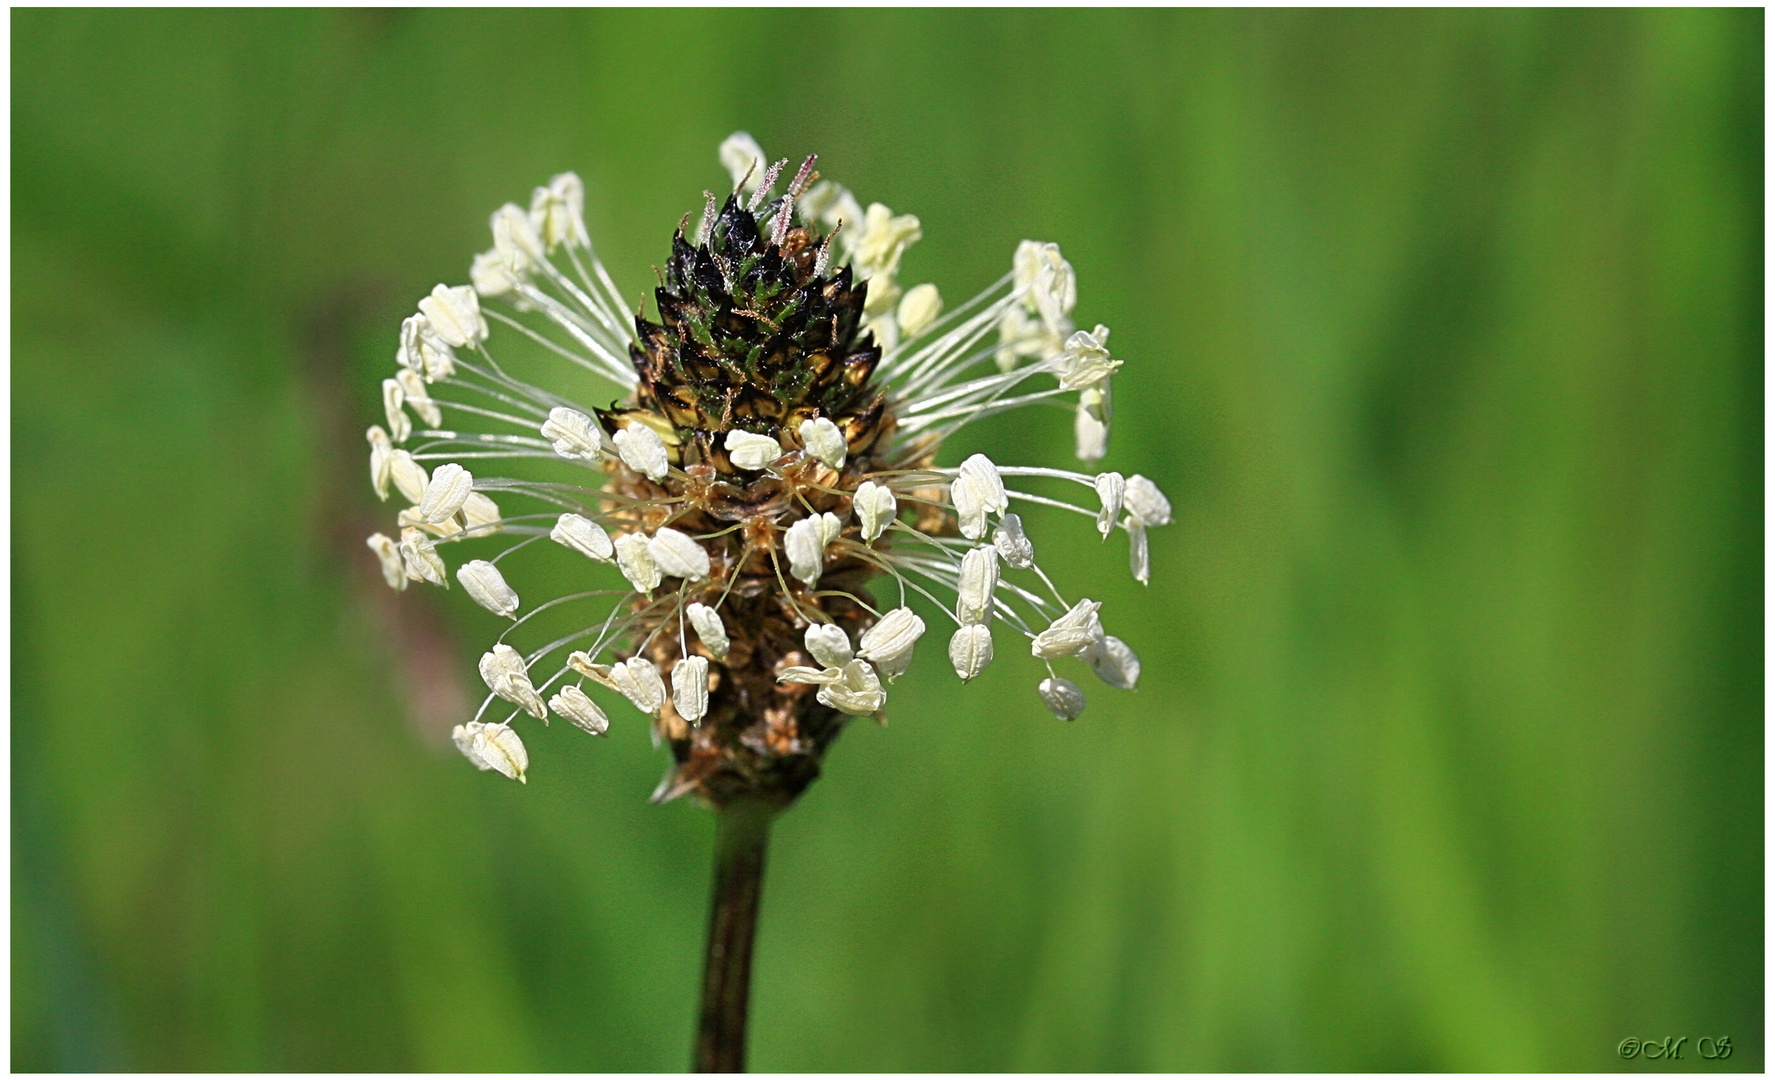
left=381, top=378, right=410, bottom=443
left=1013, top=240, right=1057, bottom=296
left=396, top=368, right=441, bottom=427
left=1013, top=241, right=1076, bottom=335
left=551, top=513, right=614, bottom=561
left=1038, top=677, right=1086, bottom=721
left=458, top=559, right=520, bottom=619
left=995, top=305, right=1061, bottom=372
left=1125, top=475, right=1172, bottom=526
left=777, top=666, right=843, bottom=687
left=566, top=652, right=617, bottom=690
left=397, top=315, right=426, bottom=375
left=797, top=417, right=847, bottom=470
left=952, top=474, right=986, bottom=540
left=398, top=527, right=447, bottom=586
left=478, top=643, right=546, bottom=720
left=948, top=624, right=994, bottom=681
left=417, top=284, right=488, bottom=350
left=857, top=606, right=926, bottom=681
left=367, top=425, right=393, bottom=500
left=724, top=429, right=784, bottom=470
left=398, top=505, right=459, bottom=539
left=400, top=313, right=457, bottom=382
left=648, top=527, right=711, bottom=581
left=1088, top=635, right=1141, bottom=690
left=418, top=463, right=474, bottom=524
left=686, top=603, right=730, bottom=659
left=817, top=659, right=887, bottom=716
left=804, top=624, right=854, bottom=669
left=784, top=512, right=843, bottom=587
left=541, top=407, right=604, bottom=461
left=398, top=504, right=461, bottom=539
left=1030, top=599, right=1105, bottom=660
left=367, top=533, right=406, bottom=591
left=389, top=450, right=429, bottom=505
left=613, top=424, right=670, bottom=481
left=491, top=202, right=545, bottom=272
left=1094, top=472, right=1126, bottom=538
left=461, top=492, right=503, bottom=533
left=853, top=203, right=922, bottom=282
left=952, top=452, right=1010, bottom=537
left=956, top=545, right=1001, bottom=626
left=671, top=655, right=710, bottom=724
left=959, top=454, right=1009, bottom=513
left=1075, top=398, right=1108, bottom=462
left=471, top=249, right=519, bottom=298
left=1128, top=518, right=1150, bottom=585
left=1059, top=326, right=1121, bottom=391
left=566, top=652, right=616, bottom=688
left=611, top=656, right=667, bottom=715
left=720, top=132, right=769, bottom=194
left=897, top=283, right=943, bottom=338
left=529, top=171, right=589, bottom=251
left=453, top=721, right=528, bottom=782
left=854, top=481, right=898, bottom=542
left=992, top=513, right=1035, bottom=569
left=549, top=685, right=609, bottom=736
left=614, top=532, right=661, bottom=592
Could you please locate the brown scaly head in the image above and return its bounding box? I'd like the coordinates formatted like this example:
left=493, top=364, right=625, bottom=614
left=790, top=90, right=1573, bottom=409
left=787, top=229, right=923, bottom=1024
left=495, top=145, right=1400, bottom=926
left=596, top=156, right=912, bottom=809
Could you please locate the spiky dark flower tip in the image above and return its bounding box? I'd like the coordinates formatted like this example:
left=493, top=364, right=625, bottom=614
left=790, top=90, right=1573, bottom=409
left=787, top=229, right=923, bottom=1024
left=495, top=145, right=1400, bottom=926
left=621, top=164, right=891, bottom=477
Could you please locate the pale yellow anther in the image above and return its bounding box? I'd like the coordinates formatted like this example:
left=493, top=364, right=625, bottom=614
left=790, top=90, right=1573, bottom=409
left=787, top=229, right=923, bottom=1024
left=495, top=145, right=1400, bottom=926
left=541, top=407, right=604, bottom=461
left=724, top=429, right=784, bottom=471
left=551, top=513, right=614, bottom=562
left=797, top=417, right=847, bottom=470
left=955, top=546, right=1000, bottom=627
left=395, top=368, right=441, bottom=427
left=804, top=624, right=854, bottom=669
left=550, top=684, right=609, bottom=736
left=382, top=378, right=411, bottom=443
left=854, top=481, right=898, bottom=543
left=817, top=659, right=887, bottom=716
left=896, top=283, right=943, bottom=338
left=648, top=527, right=711, bottom=581
left=948, top=624, right=993, bottom=681
left=1030, top=599, right=1105, bottom=660
left=366, top=533, right=406, bottom=591
left=367, top=425, right=394, bottom=500
left=478, top=643, right=546, bottom=720
left=417, top=284, right=488, bottom=349
left=614, top=424, right=669, bottom=481
left=614, top=532, right=661, bottom=592
left=458, top=559, right=520, bottom=619
left=418, top=463, right=474, bottom=525
left=857, top=607, right=926, bottom=681
left=529, top=172, right=589, bottom=252
left=398, top=528, right=447, bottom=586
left=1038, top=677, right=1086, bottom=721
left=672, top=656, right=710, bottom=724
left=686, top=603, right=730, bottom=659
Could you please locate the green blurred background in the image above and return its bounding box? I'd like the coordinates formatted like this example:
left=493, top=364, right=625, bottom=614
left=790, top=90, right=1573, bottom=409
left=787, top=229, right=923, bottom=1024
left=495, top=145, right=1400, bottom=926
left=12, top=9, right=1762, bottom=1072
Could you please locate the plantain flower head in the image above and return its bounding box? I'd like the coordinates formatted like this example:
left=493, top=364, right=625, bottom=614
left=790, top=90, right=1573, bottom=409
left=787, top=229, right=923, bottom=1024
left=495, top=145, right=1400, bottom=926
left=365, top=134, right=1169, bottom=807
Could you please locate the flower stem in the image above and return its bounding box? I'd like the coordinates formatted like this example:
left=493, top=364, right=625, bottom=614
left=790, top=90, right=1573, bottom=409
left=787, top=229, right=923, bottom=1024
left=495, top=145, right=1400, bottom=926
left=694, top=799, right=774, bottom=1072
